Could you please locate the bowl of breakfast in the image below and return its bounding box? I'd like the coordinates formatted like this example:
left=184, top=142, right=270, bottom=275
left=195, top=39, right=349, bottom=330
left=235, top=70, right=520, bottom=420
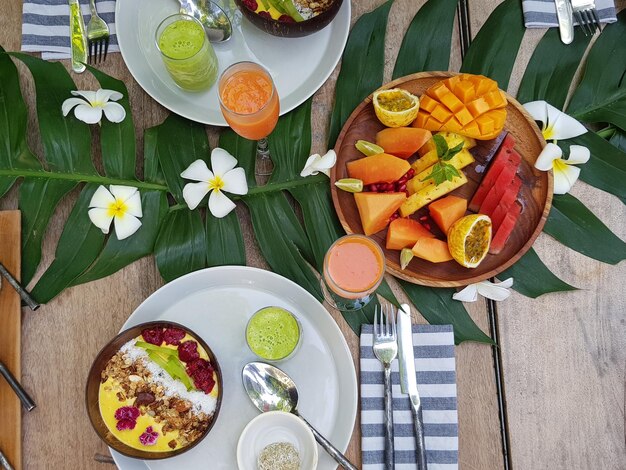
left=86, top=321, right=222, bottom=459
left=235, top=0, right=343, bottom=37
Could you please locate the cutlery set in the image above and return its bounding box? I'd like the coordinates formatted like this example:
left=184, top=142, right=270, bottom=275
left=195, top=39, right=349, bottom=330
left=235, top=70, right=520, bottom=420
left=68, top=0, right=109, bottom=72
left=555, top=0, right=602, bottom=44
left=374, top=304, right=427, bottom=470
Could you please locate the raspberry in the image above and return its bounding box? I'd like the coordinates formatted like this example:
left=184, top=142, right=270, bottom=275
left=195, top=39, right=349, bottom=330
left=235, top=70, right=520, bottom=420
left=116, top=419, right=137, bottom=431
left=114, top=406, right=139, bottom=421
left=139, top=426, right=159, bottom=446
left=278, top=14, right=295, bottom=22
left=163, top=327, right=186, bottom=345
left=186, top=358, right=216, bottom=394
left=178, top=340, right=200, bottom=363
left=141, top=327, right=163, bottom=345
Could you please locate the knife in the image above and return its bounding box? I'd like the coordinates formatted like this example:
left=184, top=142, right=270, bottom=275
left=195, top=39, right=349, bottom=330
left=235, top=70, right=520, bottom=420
left=397, top=304, right=428, bottom=470
left=68, top=0, right=88, bottom=73
left=555, top=0, right=574, bottom=44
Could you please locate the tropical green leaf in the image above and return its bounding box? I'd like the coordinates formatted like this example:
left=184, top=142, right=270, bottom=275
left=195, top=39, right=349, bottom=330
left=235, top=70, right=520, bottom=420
left=10, top=53, right=95, bottom=174
left=516, top=29, right=590, bottom=109
left=218, top=128, right=257, bottom=188
left=0, top=48, right=40, bottom=198
left=399, top=281, right=494, bottom=345
left=460, top=0, right=525, bottom=90
left=499, top=247, right=577, bottom=298
left=268, top=100, right=312, bottom=183
left=205, top=211, right=246, bottom=267
left=245, top=192, right=321, bottom=299
left=609, top=128, right=626, bottom=151
left=567, top=11, right=626, bottom=130
left=328, top=0, right=393, bottom=147
left=558, top=132, right=626, bottom=203
left=155, top=209, right=207, bottom=282
left=290, top=182, right=343, bottom=270
left=392, top=0, right=459, bottom=79
left=544, top=193, right=626, bottom=264
left=156, top=114, right=210, bottom=204
left=143, top=127, right=166, bottom=185
left=86, top=65, right=136, bottom=179
left=30, top=184, right=106, bottom=303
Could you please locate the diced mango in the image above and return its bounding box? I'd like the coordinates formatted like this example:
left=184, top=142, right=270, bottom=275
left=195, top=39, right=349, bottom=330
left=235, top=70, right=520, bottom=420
left=431, top=104, right=453, bottom=123
left=414, top=111, right=429, bottom=129
left=399, top=172, right=468, bottom=217
left=476, top=114, right=496, bottom=135
left=462, top=121, right=480, bottom=137
left=467, top=98, right=490, bottom=117
left=454, top=80, right=475, bottom=103
left=443, top=116, right=463, bottom=132
left=427, top=82, right=450, bottom=101
left=455, top=107, right=474, bottom=126
left=419, top=95, right=437, bottom=113
left=489, top=108, right=507, bottom=128
left=440, top=91, right=464, bottom=113
left=484, top=90, right=507, bottom=109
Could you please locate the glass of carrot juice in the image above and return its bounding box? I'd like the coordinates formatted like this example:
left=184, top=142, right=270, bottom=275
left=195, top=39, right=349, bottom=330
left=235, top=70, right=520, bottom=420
left=321, top=235, right=386, bottom=311
left=218, top=61, right=280, bottom=176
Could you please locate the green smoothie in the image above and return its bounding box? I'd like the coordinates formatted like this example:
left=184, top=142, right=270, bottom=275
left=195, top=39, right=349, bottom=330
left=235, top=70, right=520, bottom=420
left=157, top=15, right=218, bottom=91
left=246, top=307, right=301, bottom=361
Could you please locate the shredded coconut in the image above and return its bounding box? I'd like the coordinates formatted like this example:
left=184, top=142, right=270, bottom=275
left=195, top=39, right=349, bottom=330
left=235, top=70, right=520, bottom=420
left=120, top=339, right=217, bottom=416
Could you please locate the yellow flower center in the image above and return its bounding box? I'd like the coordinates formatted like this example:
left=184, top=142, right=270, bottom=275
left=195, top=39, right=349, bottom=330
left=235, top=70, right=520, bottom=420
left=107, top=198, right=128, bottom=218
left=208, top=175, right=225, bottom=192
left=542, top=124, right=555, bottom=141
left=552, top=158, right=568, bottom=172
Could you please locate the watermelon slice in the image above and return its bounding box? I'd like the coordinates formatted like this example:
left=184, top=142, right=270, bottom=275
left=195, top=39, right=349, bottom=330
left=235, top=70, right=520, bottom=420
left=489, top=202, right=522, bottom=254
left=469, top=135, right=517, bottom=212
left=478, top=156, right=522, bottom=217
left=490, top=177, right=522, bottom=232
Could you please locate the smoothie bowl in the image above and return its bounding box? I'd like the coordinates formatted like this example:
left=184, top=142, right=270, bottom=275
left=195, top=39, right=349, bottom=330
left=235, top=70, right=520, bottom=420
left=86, top=322, right=222, bottom=459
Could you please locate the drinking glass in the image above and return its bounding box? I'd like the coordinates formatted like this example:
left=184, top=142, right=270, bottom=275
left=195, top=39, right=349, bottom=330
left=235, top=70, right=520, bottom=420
left=321, top=235, right=386, bottom=311
left=218, top=61, right=280, bottom=176
left=155, top=13, right=218, bottom=92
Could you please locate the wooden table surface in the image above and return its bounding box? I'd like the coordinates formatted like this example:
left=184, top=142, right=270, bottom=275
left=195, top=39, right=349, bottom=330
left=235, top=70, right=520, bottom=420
left=1, top=0, right=625, bottom=469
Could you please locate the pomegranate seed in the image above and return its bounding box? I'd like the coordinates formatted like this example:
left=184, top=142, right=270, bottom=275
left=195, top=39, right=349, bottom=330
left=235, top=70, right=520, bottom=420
left=424, top=223, right=431, bottom=230
left=397, top=177, right=408, bottom=185
left=419, top=216, right=428, bottom=221
left=398, top=183, right=407, bottom=192
left=370, top=184, right=378, bottom=192
left=407, top=169, right=415, bottom=177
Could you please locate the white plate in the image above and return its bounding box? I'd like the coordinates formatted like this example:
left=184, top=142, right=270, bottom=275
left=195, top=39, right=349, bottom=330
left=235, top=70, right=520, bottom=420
left=115, top=0, right=351, bottom=126
left=111, top=266, right=358, bottom=470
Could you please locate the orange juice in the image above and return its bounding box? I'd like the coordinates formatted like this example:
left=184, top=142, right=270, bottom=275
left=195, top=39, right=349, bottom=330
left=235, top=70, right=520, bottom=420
left=323, top=235, right=385, bottom=300
left=218, top=64, right=279, bottom=140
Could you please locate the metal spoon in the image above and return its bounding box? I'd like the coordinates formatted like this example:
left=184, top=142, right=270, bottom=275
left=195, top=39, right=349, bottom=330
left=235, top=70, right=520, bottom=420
left=242, top=362, right=358, bottom=470
left=178, top=0, right=232, bottom=43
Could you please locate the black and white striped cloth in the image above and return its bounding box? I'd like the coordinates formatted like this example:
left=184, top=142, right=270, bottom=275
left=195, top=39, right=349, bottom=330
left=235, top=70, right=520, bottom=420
left=522, top=0, right=616, bottom=28
left=21, top=0, right=119, bottom=60
left=360, top=324, right=458, bottom=470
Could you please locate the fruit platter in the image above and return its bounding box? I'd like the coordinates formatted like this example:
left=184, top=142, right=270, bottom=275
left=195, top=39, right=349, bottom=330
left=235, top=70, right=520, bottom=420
left=331, top=72, right=552, bottom=287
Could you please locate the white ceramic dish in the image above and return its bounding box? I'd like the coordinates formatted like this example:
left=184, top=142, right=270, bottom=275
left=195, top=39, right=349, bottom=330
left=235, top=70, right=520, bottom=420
left=237, top=411, right=318, bottom=470
left=110, top=266, right=357, bottom=470
left=115, top=0, right=351, bottom=126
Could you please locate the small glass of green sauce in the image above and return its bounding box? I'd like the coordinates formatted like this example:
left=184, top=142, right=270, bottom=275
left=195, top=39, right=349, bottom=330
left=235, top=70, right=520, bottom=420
left=155, top=13, right=218, bottom=91
left=246, top=307, right=302, bottom=362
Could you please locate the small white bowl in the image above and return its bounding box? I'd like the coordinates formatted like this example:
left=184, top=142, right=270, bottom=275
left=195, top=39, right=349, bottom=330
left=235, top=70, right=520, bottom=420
left=237, top=411, right=318, bottom=470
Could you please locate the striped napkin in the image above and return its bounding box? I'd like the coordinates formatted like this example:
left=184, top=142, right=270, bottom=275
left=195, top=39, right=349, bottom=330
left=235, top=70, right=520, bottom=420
left=21, top=0, right=119, bottom=60
left=360, top=324, right=458, bottom=470
left=522, top=0, right=617, bottom=28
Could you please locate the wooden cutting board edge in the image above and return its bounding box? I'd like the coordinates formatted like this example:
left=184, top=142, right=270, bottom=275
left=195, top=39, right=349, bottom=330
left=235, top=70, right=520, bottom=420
left=0, top=210, right=21, bottom=470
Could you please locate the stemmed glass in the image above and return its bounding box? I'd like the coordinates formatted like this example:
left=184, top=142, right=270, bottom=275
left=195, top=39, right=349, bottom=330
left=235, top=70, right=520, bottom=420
left=218, top=61, right=280, bottom=176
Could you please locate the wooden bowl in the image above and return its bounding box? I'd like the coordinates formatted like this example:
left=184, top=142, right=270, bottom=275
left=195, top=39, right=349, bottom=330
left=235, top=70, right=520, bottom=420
left=85, top=321, right=223, bottom=460
left=235, top=0, right=343, bottom=38
left=330, top=72, right=552, bottom=287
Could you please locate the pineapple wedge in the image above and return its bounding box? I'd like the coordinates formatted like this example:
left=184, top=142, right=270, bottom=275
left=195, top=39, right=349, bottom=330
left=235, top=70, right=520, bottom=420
left=408, top=148, right=475, bottom=195
left=400, top=171, right=468, bottom=217
left=412, top=149, right=439, bottom=174
left=417, top=131, right=477, bottom=157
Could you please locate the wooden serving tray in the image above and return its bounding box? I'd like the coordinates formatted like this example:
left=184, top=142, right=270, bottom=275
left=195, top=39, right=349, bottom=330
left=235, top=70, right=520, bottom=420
left=0, top=211, right=21, bottom=469
left=330, top=72, right=552, bottom=287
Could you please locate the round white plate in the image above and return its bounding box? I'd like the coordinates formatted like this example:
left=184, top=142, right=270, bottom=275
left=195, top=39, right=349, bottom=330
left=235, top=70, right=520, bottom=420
left=110, top=266, right=358, bottom=470
left=115, top=0, right=351, bottom=126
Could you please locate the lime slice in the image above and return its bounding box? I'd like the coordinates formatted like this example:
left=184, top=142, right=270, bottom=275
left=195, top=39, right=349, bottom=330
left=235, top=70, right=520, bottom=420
left=355, top=140, right=384, bottom=157
left=335, top=178, right=364, bottom=193
left=372, top=88, right=420, bottom=128
left=400, top=248, right=414, bottom=270
left=447, top=214, right=492, bottom=268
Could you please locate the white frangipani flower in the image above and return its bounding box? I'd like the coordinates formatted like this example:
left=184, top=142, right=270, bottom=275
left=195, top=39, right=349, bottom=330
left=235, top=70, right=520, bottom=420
left=535, top=143, right=590, bottom=194
left=300, top=150, right=337, bottom=177
left=453, top=278, right=514, bottom=302
left=88, top=185, right=143, bottom=240
left=181, top=148, right=248, bottom=218
left=62, top=89, right=126, bottom=124
left=523, top=100, right=587, bottom=141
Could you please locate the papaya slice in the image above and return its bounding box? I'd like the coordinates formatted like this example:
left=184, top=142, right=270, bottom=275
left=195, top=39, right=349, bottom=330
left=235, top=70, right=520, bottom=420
left=354, top=192, right=407, bottom=236
left=428, top=195, right=468, bottom=235
left=412, top=238, right=453, bottom=263
left=386, top=218, right=434, bottom=250
left=346, top=153, right=410, bottom=185
left=375, top=127, right=432, bottom=159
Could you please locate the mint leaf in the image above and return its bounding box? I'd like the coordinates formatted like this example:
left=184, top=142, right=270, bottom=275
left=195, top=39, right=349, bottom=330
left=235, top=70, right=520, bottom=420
left=432, top=134, right=448, bottom=157
left=421, top=162, right=447, bottom=185
left=443, top=163, right=460, bottom=181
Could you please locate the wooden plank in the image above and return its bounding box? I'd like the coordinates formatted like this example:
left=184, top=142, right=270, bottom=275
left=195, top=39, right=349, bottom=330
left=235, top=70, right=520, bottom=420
left=0, top=211, right=22, bottom=470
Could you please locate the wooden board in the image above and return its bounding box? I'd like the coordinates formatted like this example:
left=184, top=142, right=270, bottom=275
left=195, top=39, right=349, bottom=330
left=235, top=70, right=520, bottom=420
left=331, top=71, right=552, bottom=287
left=0, top=211, right=21, bottom=470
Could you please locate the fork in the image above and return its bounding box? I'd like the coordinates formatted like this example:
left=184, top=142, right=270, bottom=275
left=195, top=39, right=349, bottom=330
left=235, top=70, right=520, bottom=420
left=570, top=0, right=601, bottom=36
left=373, top=304, right=398, bottom=470
left=86, top=0, right=110, bottom=64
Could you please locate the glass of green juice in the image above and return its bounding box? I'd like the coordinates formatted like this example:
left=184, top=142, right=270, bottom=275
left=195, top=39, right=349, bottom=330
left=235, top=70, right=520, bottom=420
left=155, top=13, right=218, bottom=91
left=246, top=307, right=302, bottom=362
